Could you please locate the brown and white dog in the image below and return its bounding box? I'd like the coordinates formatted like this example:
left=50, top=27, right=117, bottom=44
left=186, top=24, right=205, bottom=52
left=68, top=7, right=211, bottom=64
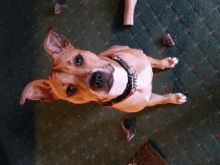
left=20, top=25, right=187, bottom=113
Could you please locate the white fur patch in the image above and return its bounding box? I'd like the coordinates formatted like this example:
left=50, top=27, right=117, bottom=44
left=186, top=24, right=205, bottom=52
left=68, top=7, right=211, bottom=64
left=136, top=63, right=153, bottom=101
left=108, top=64, right=128, bottom=100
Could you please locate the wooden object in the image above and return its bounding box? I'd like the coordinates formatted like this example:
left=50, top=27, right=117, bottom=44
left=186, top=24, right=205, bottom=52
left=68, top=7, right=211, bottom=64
left=124, top=0, right=137, bottom=26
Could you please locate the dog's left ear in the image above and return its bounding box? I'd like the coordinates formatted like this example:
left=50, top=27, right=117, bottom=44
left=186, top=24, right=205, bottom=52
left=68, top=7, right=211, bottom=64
left=20, top=79, right=59, bottom=105
left=44, top=24, right=73, bottom=59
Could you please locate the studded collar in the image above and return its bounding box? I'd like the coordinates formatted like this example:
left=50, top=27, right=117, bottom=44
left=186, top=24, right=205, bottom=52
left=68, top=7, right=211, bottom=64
left=98, top=54, right=137, bottom=107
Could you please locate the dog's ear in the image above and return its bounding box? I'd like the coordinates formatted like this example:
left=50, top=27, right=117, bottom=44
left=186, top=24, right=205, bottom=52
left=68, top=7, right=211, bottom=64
left=20, top=79, right=59, bottom=105
left=44, top=24, right=73, bottom=58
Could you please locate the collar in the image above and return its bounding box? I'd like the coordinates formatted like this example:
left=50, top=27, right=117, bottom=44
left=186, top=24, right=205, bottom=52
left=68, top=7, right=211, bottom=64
left=98, top=54, right=137, bottom=107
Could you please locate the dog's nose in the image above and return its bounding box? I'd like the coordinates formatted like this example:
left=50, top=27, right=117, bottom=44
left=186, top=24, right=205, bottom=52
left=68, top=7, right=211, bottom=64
left=92, top=71, right=104, bottom=88
left=95, top=72, right=102, bottom=80
left=95, top=81, right=103, bottom=87
left=90, top=70, right=114, bottom=93
left=90, top=71, right=112, bottom=90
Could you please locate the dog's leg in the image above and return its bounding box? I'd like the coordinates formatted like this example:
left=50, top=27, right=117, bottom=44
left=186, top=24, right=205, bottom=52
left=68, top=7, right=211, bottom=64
left=98, top=45, right=129, bottom=57
left=146, top=93, right=187, bottom=106
left=147, top=56, right=179, bottom=70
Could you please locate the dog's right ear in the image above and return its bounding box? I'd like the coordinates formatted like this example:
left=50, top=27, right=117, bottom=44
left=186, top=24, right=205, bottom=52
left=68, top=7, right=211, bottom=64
left=20, top=79, right=59, bottom=105
left=44, top=24, right=73, bottom=59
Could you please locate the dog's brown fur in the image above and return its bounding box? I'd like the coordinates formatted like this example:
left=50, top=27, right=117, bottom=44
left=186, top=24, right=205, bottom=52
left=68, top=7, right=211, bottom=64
left=20, top=26, right=187, bottom=112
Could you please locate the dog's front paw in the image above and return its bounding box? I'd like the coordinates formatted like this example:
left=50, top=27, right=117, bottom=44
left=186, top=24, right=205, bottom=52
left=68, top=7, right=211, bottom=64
left=170, top=93, right=187, bottom=104
left=169, top=57, right=179, bottom=68
left=163, top=57, right=179, bottom=68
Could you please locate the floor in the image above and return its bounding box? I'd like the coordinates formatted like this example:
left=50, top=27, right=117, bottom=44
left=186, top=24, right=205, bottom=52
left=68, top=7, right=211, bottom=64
left=0, top=0, right=220, bottom=164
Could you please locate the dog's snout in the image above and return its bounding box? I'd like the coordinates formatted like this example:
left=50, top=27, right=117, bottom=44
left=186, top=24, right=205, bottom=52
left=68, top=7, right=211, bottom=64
left=91, top=71, right=104, bottom=89
left=90, top=71, right=113, bottom=92
left=94, top=72, right=104, bottom=87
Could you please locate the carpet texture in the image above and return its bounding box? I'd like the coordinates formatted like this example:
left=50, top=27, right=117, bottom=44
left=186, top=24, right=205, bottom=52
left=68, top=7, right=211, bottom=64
left=1, top=0, right=220, bottom=165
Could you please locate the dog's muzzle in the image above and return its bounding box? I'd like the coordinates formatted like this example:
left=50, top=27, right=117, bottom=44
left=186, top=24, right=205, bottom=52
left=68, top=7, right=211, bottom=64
left=89, top=71, right=114, bottom=93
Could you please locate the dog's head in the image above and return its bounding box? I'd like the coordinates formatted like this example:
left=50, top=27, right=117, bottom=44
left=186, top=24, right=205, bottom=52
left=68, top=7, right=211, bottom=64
left=20, top=25, right=115, bottom=105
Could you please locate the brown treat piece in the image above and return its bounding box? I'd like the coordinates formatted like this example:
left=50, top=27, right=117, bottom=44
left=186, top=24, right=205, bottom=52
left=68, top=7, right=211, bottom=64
left=122, top=124, right=136, bottom=141
left=163, top=34, right=175, bottom=46
left=55, top=3, right=68, bottom=15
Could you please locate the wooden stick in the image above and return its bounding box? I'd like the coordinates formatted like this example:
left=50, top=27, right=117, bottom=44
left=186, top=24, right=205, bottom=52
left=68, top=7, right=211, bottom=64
left=124, top=0, right=137, bottom=26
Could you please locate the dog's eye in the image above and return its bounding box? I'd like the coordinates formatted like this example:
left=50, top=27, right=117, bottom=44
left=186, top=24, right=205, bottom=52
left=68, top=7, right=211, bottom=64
left=74, top=54, right=83, bottom=66
left=66, top=85, right=77, bottom=96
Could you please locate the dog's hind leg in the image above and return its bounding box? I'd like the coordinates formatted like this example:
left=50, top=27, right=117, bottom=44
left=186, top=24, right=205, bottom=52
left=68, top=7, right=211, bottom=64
left=147, top=56, right=179, bottom=70
left=145, top=93, right=187, bottom=106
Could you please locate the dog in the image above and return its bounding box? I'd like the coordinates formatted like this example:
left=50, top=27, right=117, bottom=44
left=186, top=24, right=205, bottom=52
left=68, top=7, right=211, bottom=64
left=20, top=25, right=187, bottom=113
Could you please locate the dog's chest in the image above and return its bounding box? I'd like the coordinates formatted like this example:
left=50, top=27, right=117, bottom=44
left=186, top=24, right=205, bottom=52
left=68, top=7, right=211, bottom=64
left=119, top=53, right=153, bottom=93
left=112, top=53, right=153, bottom=111
left=135, top=63, right=153, bottom=93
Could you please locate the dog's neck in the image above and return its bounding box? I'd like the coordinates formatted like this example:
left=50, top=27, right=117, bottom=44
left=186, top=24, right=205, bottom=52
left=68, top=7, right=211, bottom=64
left=108, top=62, right=128, bottom=100
left=99, top=54, right=137, bottom=106
left=99, top=55, right=129, bottom=101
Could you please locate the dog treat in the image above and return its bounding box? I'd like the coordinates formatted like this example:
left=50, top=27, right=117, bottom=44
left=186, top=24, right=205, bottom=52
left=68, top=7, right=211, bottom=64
left=162, top=34, right=175, bottom=46
left=55, top=0, right=68, bottom=15
left=122, top=118, right=137, bottom=141
left=124, top=0, right=138, bottom=26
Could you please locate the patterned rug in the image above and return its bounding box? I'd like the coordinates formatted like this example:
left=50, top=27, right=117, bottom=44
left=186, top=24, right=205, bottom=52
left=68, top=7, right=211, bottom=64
left=128, top=142, right=169, bottom=165
left=1, top=0, right=220, bottom=164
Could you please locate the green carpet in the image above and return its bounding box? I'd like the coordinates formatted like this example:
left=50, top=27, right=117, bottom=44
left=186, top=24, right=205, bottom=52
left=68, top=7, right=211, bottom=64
left=1, top=0, right=220, bottom=164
